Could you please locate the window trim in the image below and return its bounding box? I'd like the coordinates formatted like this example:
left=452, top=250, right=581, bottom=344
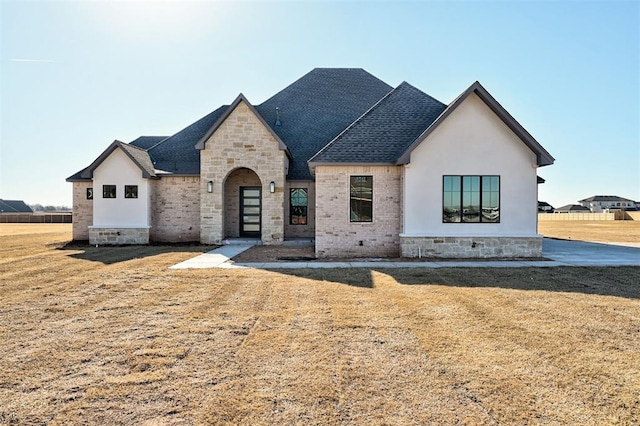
left=124, top=185, right=139, bottom=199
left=349, top=175, right=373, bottom=223
left=442, top=175, right=500, bottom=224
left=86, top=187, right=93, bottom=200
left=102, top=184, right=116, bottom=199
left=289, top=188, right=308, bottom=225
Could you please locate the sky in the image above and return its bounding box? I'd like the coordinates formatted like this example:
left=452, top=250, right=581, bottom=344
left=1, top=0, right=638, bottom=208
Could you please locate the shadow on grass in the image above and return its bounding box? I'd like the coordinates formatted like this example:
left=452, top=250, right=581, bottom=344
left=267, top=266, right=640, bottom=299
left=56, top=241, right=217, bottom=265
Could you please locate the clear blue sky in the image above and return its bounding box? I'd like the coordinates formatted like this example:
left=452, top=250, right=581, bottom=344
left=1, top=0, right=638, bottom=208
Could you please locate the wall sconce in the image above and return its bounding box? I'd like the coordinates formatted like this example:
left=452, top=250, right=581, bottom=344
left=269, top=181, right=275, bottom=193
left=207, top=181, right=213, bottom=193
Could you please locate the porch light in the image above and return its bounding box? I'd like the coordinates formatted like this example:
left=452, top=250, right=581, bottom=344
left=270, top=181, right=275, bottom=193
left=207, top=181, right=213, bottom=193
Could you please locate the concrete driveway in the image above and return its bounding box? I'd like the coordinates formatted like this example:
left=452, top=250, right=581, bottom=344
left=542, top=238, right=640, bottom=266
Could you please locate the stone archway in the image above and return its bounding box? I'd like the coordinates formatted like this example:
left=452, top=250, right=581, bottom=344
left=223, top=168, right=262, bottom=238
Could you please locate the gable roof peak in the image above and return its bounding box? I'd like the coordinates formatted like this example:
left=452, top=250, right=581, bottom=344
left=396, top=80, right=555, bottom=167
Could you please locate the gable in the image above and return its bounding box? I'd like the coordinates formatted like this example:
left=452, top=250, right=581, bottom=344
left=398, top=82, right=554, bottom=167
left=79, top=141, right=156, bottom=180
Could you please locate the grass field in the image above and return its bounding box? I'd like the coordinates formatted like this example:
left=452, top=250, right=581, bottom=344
left=538, top=220, right=640, bottom=243
left=1, top=224, right=639, bottom=425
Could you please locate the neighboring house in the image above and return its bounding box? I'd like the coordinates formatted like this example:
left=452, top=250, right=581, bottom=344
left=0, top=199, right=33, bottom=214
left=554, top=204, right=591, bottom=213
left=67, top=68, right=554, bottom=258
left=538, top=201, right=554, bottom=213
left=578, top=195, right=637, bottom=212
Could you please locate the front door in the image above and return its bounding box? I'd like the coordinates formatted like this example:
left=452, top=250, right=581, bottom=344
left=240, top=186, right=261, bottom=238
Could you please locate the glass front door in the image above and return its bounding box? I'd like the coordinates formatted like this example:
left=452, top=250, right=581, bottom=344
left=240, top=186, right=261, bottom=238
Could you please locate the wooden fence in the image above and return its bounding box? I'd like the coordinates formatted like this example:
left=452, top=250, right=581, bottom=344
left=0, top=213, right=72, bottom=223
left=538, top=213, right=615, bottom=221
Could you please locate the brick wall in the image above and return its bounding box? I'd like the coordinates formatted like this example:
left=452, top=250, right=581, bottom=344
left=315, top=166, right=402, bottom=257
left=200, top=100, right=287, bottom=245
left=150, top=176, right=200, bottom=242
left=72, top=181, right=93, bottom=240
left=284, top=181, right=315, bottom=239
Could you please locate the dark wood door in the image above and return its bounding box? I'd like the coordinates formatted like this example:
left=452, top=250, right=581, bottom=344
left=240, top=186, right=261, bottom=238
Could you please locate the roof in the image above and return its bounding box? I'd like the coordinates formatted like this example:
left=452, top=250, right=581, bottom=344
left=147, top=106, right=227, bottom=174
left=555, top=204, right=591, bottom=212
left=396, top=81, right=555, bottom=167
left=66, top=140, right=157, bottom=182
left=0, top=199, right=33, bottom=213
left=69, top=68, right=554, bottom=182
left=578, top=195, right=636, bottom=203
left=129, top=136, right=168, bottom=150
left=308, top=82, right=446, bottom=166
left=254, top=68, right=393, bottom=180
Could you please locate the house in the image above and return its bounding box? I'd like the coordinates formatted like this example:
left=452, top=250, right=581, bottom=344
left=578, top=195, right=637, bottom=212
left=538, top=201, right=554, bottom=213
left=0, top=199, right=33, bottom=214
left=554, top=204, right=591, bottom=213
left=67, top=68, right=554, bottom=258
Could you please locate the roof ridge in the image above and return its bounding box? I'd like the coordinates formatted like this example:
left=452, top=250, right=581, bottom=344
left=308, top=84, right=399, bottom=164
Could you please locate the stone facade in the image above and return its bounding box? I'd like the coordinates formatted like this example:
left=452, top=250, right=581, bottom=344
left=284, top=181, right=315, bottom=239
left=400, top=236, right=543, bottom=258
left=89, top=227, right=150, bottom=245
left=150, top=176, right=200, bottom=242
left=315, top=165, right=402, bottom=257
left=72, top=182, right=93, bottom=240
left=200, top=100, right=288, bottom=245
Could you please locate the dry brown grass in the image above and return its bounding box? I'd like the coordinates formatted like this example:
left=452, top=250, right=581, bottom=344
left=539, top=220, right=640, bottom=243
left=1, top=224, right=639, bottom=425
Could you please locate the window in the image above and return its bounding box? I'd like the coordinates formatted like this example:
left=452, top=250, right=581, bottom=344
left=443, top=175, right=499, bottom=223
left=350, top=176, right=373, bottom=222
left=102, top=185, right=116, bottom=199
left=125, top=185, right=138, bottom=199
left=86, top=188, right=93, bottom=200
left=290, top=188, right=308, bottom=225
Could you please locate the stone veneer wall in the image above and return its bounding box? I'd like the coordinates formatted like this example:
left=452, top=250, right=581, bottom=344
left=315, top=166, right=402, bottom=257
left=284, top=181, right=315, bottom=239
left=89, top=227, right=150, bottom=245
left=150, top=176, right=200, bottom=242
left=200, top=101, right=287, bottom=245
left=400, top=236, right=542, bottom=258
left=224, top=168, right=262, bottom=238
left=72, top=181, right=93, bottom=240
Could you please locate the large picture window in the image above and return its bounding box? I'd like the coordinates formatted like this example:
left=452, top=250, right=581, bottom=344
left=102, top=185, right=116, bottom=199
left=443, top=175, right=500, bottom=223
left=290, top=188, right=308, bottom=225
left=350, top=176, right=373, bottom=222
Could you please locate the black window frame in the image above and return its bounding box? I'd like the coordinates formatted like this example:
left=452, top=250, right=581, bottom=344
left=125, top=185, right=139, bottom=199
left=289, top=188, right=308, bottom=225
left=350, top=175, right=373, bottom=223
left=86, top=187, right=93, bottom=200
left=102, top=185, right=116, bottom=199
left=442, top=175, right=500, bottom=223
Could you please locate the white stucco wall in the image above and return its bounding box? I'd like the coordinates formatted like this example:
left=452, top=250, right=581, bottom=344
left=403, top=93, right=539, bottom=237
left=92, top=148, right=150, bottom=227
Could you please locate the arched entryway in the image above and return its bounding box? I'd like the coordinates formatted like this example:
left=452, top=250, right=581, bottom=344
left=223, top=168, right=262, bottom=238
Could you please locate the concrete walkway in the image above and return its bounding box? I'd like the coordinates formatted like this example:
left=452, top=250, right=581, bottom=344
left=169, top=243, right=256, bottom=269
left=170, top=238, right=639, bottom=269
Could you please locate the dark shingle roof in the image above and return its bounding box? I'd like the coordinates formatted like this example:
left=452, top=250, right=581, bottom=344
left=578, top=195, right=636, bottom=203
left=147, top=106, right=227, bottom=174
left=309, top=82, right=446, bottom=164
left=255, top=68, right=393, bottom=179
left=130, top=136, right=168, bottom=149
left=555, top=204, right=590, bottom=212
left=0, top=199, right=33, bottom=213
